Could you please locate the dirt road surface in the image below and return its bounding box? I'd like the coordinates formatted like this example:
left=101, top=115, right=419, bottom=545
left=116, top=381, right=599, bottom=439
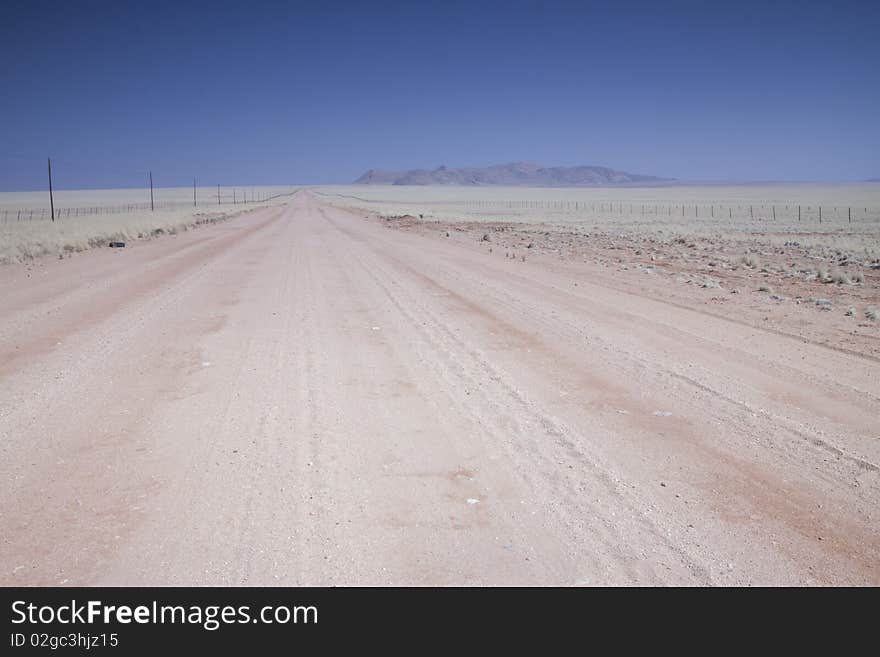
left=1, top=192, right=877, bottom=585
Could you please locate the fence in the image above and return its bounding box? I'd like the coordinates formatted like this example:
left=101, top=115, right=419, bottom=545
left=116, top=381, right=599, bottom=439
left=1, top=190, right=297, bottom=223
left=451, top=199, right=880, bottom=226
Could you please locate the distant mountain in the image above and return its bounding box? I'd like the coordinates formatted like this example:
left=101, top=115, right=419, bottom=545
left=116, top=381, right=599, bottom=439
left=354, top=161, right=671, bottom=186
left=866, top=178, right=880, bottom=182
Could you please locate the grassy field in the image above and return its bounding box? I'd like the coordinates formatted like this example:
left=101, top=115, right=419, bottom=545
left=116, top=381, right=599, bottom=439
left=315, top=182, right=880, bottom=227
left=0, top=186, right=299, bottom=264
left=315, top=183, right=880, bottom=261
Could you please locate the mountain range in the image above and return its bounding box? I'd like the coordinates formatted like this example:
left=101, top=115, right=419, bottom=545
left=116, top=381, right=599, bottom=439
left=354, top=161, right=671, bottom=186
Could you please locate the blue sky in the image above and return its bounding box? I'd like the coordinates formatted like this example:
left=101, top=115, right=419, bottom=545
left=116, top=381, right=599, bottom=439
left=1, top=0, right=878, bottom=189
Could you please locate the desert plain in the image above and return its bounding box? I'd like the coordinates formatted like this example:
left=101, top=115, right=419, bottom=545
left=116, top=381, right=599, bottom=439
left=0, top=183, right=878, bottom=585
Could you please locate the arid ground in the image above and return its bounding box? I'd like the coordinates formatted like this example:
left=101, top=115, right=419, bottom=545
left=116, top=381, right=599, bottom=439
left=1, top=190, right=877, bottom=585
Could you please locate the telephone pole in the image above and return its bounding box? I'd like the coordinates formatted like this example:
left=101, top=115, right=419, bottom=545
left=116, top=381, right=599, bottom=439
left=47, top=157, right=55, bottom=222
left=193, top=178, right=197, bottom=207
left=149, top=171, right=155, bottom=211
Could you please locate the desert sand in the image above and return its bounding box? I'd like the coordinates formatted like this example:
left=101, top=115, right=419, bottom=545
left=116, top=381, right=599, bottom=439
left=0, top=190, right=877, bottom=585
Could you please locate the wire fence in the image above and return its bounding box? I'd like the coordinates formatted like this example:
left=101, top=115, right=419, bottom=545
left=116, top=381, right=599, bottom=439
left=1, top=190, right=297, bottom=223
left=451, top=199, right=880, bottom=226
left=0, top=155, right=299, bottom=223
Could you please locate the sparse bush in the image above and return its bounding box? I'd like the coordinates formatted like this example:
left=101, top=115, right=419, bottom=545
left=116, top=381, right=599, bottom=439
left=701, top=277, right=721, bottom=289
left=758, top=285, right=772, bottom=293
left=816, top=267, right=830, bottom=282
left=741, top=254, right=759, bottom=269
left=845, top=307, right=855, bottom=316
left=867, top=308, right=879, bottom=321
left=832, top=271, right=851, bottom=285
left=852, top=271, right=864, bottom=284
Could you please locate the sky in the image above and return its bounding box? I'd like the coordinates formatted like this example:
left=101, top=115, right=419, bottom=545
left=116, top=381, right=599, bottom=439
left=1, top=0, right=878, bottom=190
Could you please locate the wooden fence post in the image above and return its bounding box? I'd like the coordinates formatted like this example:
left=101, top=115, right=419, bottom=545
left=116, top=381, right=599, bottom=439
left=47, top=158, right=55, bottom=222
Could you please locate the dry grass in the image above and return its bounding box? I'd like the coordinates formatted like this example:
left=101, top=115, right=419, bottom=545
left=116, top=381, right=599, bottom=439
left=741, top=254, right=760, bottom=269
left=0, top=187, right=298, bottom=264
left=2, top=209, right=231, bottom=264
left=316, top=185, right=880, bottom=283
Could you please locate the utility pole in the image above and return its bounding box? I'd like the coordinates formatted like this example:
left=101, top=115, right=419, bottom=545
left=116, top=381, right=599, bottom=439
left=47, top=157, right=55, bottom=222
left=193, top=178, right=197, bottom=207
left=218, top=184, right=221, bottom=205
left=149, top=171, right=154, bottom=211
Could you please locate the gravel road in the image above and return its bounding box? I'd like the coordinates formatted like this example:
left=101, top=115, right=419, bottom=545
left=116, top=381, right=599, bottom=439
left=1, top=192, right=877, bottom=585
